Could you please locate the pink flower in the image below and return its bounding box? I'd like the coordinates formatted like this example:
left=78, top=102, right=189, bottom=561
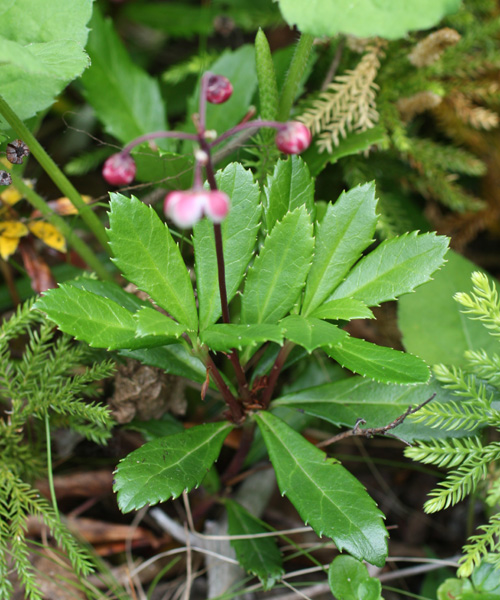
left=275, top=122, right=312, bottom=154
left=164, top=189, right=230, bottom=228
left=102, top=153, right=136, bottom=186
left=206, top=75, right=233, bottom=104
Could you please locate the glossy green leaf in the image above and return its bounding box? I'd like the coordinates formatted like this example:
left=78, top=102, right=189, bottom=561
left=193, top=163, right=261, bottom=330
left=255, top=411, right=388, bottom=566
left=241, top=206, right=314, bottom=324
left=67, top=278, right=150, bottom=312
left=326, top=336, right=430, bottom=384
left=226, top=499, right=284, bottom=590
left=35, top=284, right=150, bottom=350
left=114, top=422, right=233, bottom=512
left=121, top=345, right=207, bottom=384
left=187, top=45, right=258, bottom=137
left=280, top=315, right=346, bottom=353
left=134, top=307, right=186, bottom=342
left=310, top=298, right=374, bottom=321
left=0, top=0, right=92, bottom=128
left=276, top=0, right=461, bottom=40
left=398, top=250, right=500, bottom=367
left=81, top=8, right=169, bottom=147
left=201, top=323, right=284, bottom=352
left=108, top=194, right=198, bottom=331
left=331, top=232, right=449, bottom=307
left=302, top=183, right=378, bottom=316
left=272, top=377, right=461, bottom=443
left=328, top=556, right=382, bottom=600
left=262, top=156, right=314, bottom=232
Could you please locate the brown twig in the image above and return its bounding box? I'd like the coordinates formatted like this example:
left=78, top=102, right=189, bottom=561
left=321, top=37, right=346, bottom=91
left=317, top=393, right=436, bottom=448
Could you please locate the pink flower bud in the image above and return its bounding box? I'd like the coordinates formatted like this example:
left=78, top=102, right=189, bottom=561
left=102, top=153, right=136, bottom=186
left=164, top=189, right=230, bottom=228
left=275, top=122, right=312, bottom=155
left=206, top=75, right=233, bottom=104
left=204, top=190, right=230, bottom=223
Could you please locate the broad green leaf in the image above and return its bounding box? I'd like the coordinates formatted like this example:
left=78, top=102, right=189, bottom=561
left=328, top=556, right=382, bottom=600
left=123, top=3, right=213, bottom=38
left=280, top=315, right=346, bottom=353
left=187, top=45, right=258, bottom=138
left=0, top=0, right=92, bottom=128
left=302, top=126, right=387, bottom=177
left=81, top=8, right=169, bottom=147
left=133, top=149, right=194, bottom=189
left=326, top=336, right=430, bottom=384
left=302, top=183, right=378, bottom=316
left=226, top=499, right=284, bottom=590
left=193, top=163, right=261, bottom=330
left=331, top=232, right=449, bottom=307
left=398, top=251, right=500, bottom=367
left=35, top=284, right=153, bottom=350
left=310, top=298, right=374, bottom=321
left=108, top=194, right=198, bottom=331
left=255, top=411, right=388, bottom=566
left=201, top=323, right=284, bottom=352
left=121, top=345, right=207, bottom=384
left=263, top=156, right=314, bottom=232
left=67, top=278, right=150, bottom=312
left=276, top=0, right=461, bottom=40
left=241, top=206, right=314, bottom=324
left=114, top=422, right=233, bottom=512
left=273, top=377, right=462, bottom=443
left=134, top=307, right=186, bottom=342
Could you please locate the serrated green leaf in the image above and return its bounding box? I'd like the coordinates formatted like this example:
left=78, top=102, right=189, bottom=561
left=331, top=232, right=449, bottom=307
left=108, top=194, right=198, bottom=331
left=193, top=163, right=261, bottom=330
left=255, top=411, right=388, bottom=566
left=241, top=206, right=314, bottom=324
left=326, top=336, right=430, bottom=384
left=201, top=323, right=284, bottom=352
left=263, top=156, right=314, bottom=232
left=398, top=250, right=500, bottom=367
left=35, top=284, right=153, bottom=351
left=114, top=422, right=233, bottom=512
left=67, top=278, right=150, bottom=312
left=134, top=307, right=186, bottom=342
left=121, top=345, right=207, bottom=384
left=310, top=298, right=374, bottom=321
left=0, top=0, right=92, bottom=128
left=302, top=183, right=378, bottom=316
left=226, top=499, right=284, bottom=590
left=280, top=315, right=346, bottom=353
left=81, top=8, right=169, bottom=147
left=273, top=377, right=462, bottom=443
left=276, top=0, right=461, bottom=40
left=328, top=556, right=382, bottom=600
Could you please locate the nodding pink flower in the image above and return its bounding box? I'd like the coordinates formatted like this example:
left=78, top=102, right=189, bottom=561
left=164, top=189, right=230, bottom=228
left=102, top=153, right=136, bottom=186
left=275, top=122, right=312, bottom=155
left=206, top=75, right=233, bottom=104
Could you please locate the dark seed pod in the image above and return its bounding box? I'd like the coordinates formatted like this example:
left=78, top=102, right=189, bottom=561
left=6, top=139, right=30, bottom=165
left=0, top=171, right=12, bottom=185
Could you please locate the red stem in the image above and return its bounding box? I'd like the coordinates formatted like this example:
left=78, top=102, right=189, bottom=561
left=260, top=342, right=294, bottom=409
left=205, top=354, right=243, bottom=423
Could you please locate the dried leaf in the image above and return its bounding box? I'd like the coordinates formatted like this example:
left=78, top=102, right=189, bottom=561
left=28, top=220, right=67, bottom=252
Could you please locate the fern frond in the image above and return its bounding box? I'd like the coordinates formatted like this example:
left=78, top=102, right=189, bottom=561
left=408, top=28, right=461, bottom=67
left=299, top=42, right=384, bottom=153
left=433, top=364, right=494, bottom=407
left=411, top=398, right=490, bottom=431
left=464, top=349, right=500, bottom=388
left=405, top=437, right=483, bottom=468
left=454, top=271, right=500, bottom=337
left=407, top=138, right=487, bottom=176
left=423, top=442, right=500, bottom=513
left=457, top=512, right=500, bottom=577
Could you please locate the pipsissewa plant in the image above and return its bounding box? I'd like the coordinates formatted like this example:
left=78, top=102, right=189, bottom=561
left=406, top=271, right=500, bottom=578
left=35, top=72, right=449, bottom=581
